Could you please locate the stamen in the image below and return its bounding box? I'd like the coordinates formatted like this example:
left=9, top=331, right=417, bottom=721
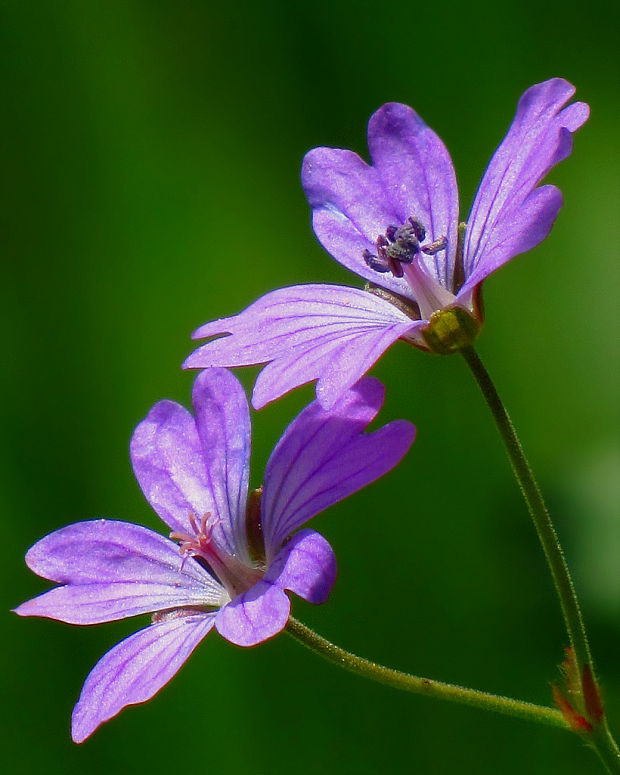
left=363, top=248, right=391, bottom=274
left=152, top=607, right=216, bottom=624
left=421, top=236, right=448, bottom=256
left=170, top=511, right=263, bottom=598
left=377, top=234, right=406, bottom=278
left=365, top=283, right=421, bottom=320
left=362, top=216, right=446, bottom=281
left=385, top=225, right=398, bottom=242
left=246, top=486, right=266, bottom=563
left=407, top=217, right=426, bottom=242
left=451, top=222, right=467, bottom=292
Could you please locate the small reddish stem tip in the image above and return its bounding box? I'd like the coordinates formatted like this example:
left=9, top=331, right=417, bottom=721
left=552, top=685, right=593, bottom=733
left=583, top=664, right=605, bottom=724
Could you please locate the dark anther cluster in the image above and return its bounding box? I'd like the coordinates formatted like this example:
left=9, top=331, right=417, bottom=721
left=363, top=217, right=446, bottom=278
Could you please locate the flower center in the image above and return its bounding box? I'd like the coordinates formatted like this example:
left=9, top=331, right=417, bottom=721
left=362, top=216, right=447, bottom=279
left=170, top=513, right=262, bottom=598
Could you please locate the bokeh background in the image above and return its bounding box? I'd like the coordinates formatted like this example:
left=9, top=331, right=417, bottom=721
left=2, top=1, right=619, bottom=773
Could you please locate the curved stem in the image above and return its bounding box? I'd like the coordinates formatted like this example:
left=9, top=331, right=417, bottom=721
left=286, top=617, right=567, bottom=730
left=461, top=346, right=620, bottom=771
left=461, top=346, right=590, bottom=671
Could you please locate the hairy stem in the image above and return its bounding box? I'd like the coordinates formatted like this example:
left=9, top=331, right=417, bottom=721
left=461, top=346, right=619, bottom=771
left=592, top=725, right=620, bottom=773
left=286, top=617, right=567, bottom=730
left=461, top=346, right=590, bottom=669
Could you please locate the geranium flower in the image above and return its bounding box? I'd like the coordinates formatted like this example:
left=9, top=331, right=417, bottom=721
left=185, top=78, right=588, bottom=409
left=15, top=368, right=414, bottom=742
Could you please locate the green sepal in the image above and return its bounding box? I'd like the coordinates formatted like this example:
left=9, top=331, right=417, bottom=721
left=422, top=306, right=481, bottom=354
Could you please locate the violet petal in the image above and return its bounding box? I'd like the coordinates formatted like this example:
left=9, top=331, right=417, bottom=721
left=458, top=184, right=564, bottom=300
left=190, top=369, right=251, bottom=560
left=302, top=147, right=412, bottom=296
left=184, top=284, right=423, bottom=409
left=71, top=612, right=216, bottom=743
left=367, top=102, right=459, bottom=288
left=18, top=520, right=218, bottom=587
left=130, top=399, right=215, bottom=536
left=261, top=377, right=415, bottom=555
left=14, top=581, right=222, bottom=625
left=14, top=520, right=225, bottom=623
left=462, top=78, right=589, bottom=291
left=265, top=528, right=337, bottom=605
left=215, top=581, right=290, bottom=647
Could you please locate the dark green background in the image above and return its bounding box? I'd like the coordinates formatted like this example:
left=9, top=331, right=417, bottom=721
left=2, top=1, right=618, bottom=772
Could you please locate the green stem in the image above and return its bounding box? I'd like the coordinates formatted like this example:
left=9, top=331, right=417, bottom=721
left=461, top=346, right=620, bottom=771
left=461, top=347, right=590, bottom=671
left=286, top=617, right=567, bottom=730
left=592, top=724, right=620, bottom=773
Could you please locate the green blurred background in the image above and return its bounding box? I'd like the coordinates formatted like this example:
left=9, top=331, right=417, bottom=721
left=2, top=1, right=618, bottom=772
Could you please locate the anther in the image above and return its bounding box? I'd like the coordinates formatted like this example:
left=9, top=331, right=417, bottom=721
left=363, top=248, right=391, bottom=274
left=385, top=225, right=398, bottom=242
left=408, top=217, right=426, bottom=242
left=246, top=486, right=266, bottom=563
left=362, top=215, right=446, bottom=279
left=421, top=236, right=448, bottom=256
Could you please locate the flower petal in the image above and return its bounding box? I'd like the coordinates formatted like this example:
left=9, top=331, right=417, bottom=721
left=261, top=377, right=415, bottom=555
left=130, top=399, right=215, bottom=535
left=18, top=520, right=216, bottom=586
left=190, top=369, right=251, bottom=560
left=184, top=284, right=422, bottom=409
left=265, top=528, right=337, bottom=604
left=215, top=581, right=290, bottom=647
left=14, top=520, right=225, bottom=623
left=14, top=581, right=222, bottom=625
left=302, top=147, right=413, bottom=296
left=462, top=78, right=589, bottom=291
left=367, top=102, right=459, bottom=288
left=458, top=185, right=563, bottom=303
left=71, top=612, right=216, bottom=743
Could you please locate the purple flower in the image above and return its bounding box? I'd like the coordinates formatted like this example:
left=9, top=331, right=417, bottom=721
left=185, top=78, right=589, bottom=409
left=15, top=368, right=414, bottom=742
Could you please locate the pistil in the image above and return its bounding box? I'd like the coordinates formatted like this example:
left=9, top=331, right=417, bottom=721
left=402, top=258, right=457, bottom=321
left=170, top=513, right=262, bottom=598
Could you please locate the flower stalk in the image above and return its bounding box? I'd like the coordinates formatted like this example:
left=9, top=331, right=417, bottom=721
left=460, top=346, right=620, bottom=771
left=286, top=617, right=567, bottom=729
left=461, top=346, right=590, bottom=671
